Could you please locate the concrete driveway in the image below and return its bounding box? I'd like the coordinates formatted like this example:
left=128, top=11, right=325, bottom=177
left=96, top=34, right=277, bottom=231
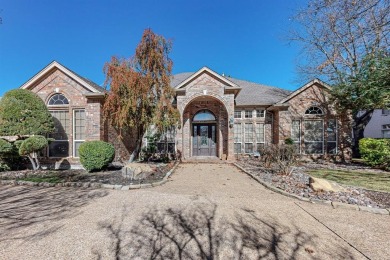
left=0, top=163, right=388, bottom=259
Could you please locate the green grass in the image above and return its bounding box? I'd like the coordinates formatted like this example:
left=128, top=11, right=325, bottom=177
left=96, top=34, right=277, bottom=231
left=307, top=169, right=390, bottom=193
left=19, top=175, right=62, bottom=183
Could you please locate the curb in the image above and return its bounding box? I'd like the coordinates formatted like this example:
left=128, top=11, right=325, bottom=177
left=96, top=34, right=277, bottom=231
left=233, top=163, right=390, bottom=216
left=0, top=161, right=180, bottom=191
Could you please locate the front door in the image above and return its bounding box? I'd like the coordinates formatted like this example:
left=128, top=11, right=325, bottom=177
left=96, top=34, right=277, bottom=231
left=192, top=124, right=216, bottom=156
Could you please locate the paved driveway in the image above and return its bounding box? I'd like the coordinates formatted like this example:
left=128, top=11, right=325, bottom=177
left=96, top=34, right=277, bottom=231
left=0, top=163, right=388, bottom=259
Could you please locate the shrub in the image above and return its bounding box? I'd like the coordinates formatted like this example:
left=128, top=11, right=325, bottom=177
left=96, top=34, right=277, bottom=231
left=284, top=138, right=294, bottom=145
left=79, top=141, right=115, bottom=172
left=359, top=138, right=390, bottom=169
left=259, top=144, right=299, bottom=175
left=18, top=135, right=49, bottom=170
left=0, top=139, right=20, bottom=171
left=0, top=89, right=54, bottom=136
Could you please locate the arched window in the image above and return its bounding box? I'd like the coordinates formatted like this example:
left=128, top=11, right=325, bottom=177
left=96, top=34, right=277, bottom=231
left=193, top=110, right=216, bottom=121
left=305, top=106, right=323, bottom=115
left=48, top=93, right=69, bottom=105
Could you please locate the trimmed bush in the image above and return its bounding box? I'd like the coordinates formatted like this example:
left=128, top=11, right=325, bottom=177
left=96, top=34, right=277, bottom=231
left=19, top=136, right=48, bottom=156
left=18, top=135, right=49, bottom=170
left=79, top=141, right=115, bottom=172
left=0, top=89, right=54, bottom=136
left=359, top=138, right=390, bottom=169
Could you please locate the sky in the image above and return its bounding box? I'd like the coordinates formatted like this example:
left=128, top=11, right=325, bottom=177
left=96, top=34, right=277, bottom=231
left=0, top=0, right=306, bottom=97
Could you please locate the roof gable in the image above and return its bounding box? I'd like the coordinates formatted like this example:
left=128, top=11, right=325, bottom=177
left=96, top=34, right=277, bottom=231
left=278, top=79, right=331, bottom=104
left=20, top=61, right=104, bottom=93
left=175, top=67, right=239, bottom=89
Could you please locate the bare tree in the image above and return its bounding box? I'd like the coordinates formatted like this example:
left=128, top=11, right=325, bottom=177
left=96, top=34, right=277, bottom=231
left=290, top=0, right=390, bottom=155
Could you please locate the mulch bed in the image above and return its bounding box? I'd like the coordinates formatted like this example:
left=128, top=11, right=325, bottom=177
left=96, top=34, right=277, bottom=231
left=0, top=161, right=176, bottom=186
left=236, top=157, right=390, bottom=209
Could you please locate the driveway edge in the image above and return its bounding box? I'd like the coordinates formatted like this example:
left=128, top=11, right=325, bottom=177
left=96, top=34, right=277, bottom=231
left=233, top=163, right=389, bottom=216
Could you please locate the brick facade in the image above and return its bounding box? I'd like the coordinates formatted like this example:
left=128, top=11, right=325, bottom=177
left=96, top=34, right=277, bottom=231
left=21, top=62, right=352, bottom=165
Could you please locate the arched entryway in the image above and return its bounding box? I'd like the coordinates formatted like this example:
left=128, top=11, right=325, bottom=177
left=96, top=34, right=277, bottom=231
left=192, top=110, right=217, bottom=156
left=180, top=96, right=230, bottom=159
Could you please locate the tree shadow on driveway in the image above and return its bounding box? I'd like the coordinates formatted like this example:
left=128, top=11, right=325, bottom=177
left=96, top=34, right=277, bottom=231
left=97, top=203, right=357, bottom=259
left=0, top=185, right=108, bottom=243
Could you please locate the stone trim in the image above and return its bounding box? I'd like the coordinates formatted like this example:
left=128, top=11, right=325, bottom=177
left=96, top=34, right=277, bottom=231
left=233, top=163, right=390, bottom=216
left=0, top=162, right=180, bottom=191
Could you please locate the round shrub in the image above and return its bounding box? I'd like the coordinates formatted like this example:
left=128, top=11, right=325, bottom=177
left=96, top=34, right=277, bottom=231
left=79, top=141, right=115, bottom=172
left=18, top=135, right=48, bottom=156
left=359, top=138, right=390, bottom=168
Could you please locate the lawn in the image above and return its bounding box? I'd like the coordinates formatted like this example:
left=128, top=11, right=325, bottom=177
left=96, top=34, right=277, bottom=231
left=307, top=169, right=390, bottom=193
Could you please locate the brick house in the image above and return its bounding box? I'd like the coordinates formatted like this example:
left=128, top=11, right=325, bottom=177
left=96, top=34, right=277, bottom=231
left=20, top=61, right=351, bottom=166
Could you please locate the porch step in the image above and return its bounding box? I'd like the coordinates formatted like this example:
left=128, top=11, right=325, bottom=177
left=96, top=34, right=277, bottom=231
left=181, top=156, right=229, bottom=164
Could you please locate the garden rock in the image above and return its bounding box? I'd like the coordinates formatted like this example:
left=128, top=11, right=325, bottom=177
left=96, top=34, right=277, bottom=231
left=122, top=163, right=154, bottom=180
left=309, top=177, right=346, bottom=192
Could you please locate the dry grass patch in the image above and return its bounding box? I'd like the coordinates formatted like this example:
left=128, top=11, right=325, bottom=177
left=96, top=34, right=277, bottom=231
left=307, top=169, right=390, bottom=193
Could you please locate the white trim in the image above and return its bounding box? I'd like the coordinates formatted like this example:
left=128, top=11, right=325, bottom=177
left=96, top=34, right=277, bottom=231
left=48, top=110, right=70, bottom=158
left=73, top=109, right=86, bottom=157
left=175, top=66, right=239, bottom=89
left=20, top=61, right=100, bottom=93
left=291, top=120, right=301, bottom=154
left=278, top=79, right=332, bottom=104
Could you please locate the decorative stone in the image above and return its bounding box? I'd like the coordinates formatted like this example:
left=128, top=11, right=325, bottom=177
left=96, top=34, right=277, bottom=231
left=309, top=177, right=346, bottom=192
left=121, top=163, right=153, bottom=180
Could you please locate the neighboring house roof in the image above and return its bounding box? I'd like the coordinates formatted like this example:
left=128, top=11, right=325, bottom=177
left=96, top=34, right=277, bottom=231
left=20, top=61, right=105, bottom=93
left=172, top=72, right=291, bottom=106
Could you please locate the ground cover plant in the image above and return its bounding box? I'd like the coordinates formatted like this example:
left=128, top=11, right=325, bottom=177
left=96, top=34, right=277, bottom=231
left=307, top=169, right=390, bottom=193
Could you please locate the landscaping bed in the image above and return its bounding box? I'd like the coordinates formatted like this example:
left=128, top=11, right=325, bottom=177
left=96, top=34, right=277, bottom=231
left=0, top=161, right=176, bottom=187
left=236, top=157, right=390, bottom=209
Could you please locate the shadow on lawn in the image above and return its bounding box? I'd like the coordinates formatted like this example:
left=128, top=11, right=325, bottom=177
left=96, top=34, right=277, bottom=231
left=0, top=185, right=108, bottom=242
left=96, top=203, right=357, bottom=260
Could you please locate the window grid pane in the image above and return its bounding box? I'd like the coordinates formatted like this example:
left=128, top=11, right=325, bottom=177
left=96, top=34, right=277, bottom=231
left=244, top=123, right=253, bottom=142
left=50, top=111, right=70, bottom=140
left=234, top=123, right=242, bottom=142
left=245, top=110, right=253, bottom=118
left=234, top=110, right=242, bottom=119
left=256, top=110, right=265, bottom=118
left=255, top=123, right=264, bottom=143
left=304, top=120, right=324, bottom=154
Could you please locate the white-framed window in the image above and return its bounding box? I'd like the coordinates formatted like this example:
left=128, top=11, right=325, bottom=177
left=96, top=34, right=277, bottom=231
left=383, top=124, right=390, bottom=138
left=382, top=109, right=390, bottom=115
left=48, top=93, right=69, bottom=106
left=245, top=110, right=253, bottom=119
left=73, top=109, right=86, bottom=157
left=156, top=126, right=176, bottom=153
left=256, top=109, right=265, bottom=118
left=49, top=110, right=70, bottom=157
left=304, top=120, right=324, bottom=154
left=234, top=110, right=242, bottom=119
left=255, top=123, right=264, bottom=152
left=305, top=106, right=323, bottom=115
left=234, top=123, right=242, bottom=154
left=291, top=120, right=301, bottom=153
left=326, top=119, right=337, bottom=154
left=244, top=123, right=253, bottom=153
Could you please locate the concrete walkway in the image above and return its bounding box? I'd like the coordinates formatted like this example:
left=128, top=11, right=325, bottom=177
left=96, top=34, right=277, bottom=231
left=0, top=163, right=388, bottom=259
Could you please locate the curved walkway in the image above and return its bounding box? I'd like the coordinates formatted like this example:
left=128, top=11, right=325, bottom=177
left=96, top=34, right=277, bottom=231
left=0, top=163, right=388, bottom=259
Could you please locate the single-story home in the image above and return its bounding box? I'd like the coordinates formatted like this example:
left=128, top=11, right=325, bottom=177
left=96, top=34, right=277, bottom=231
left=19, top=61, right=351, bottom=166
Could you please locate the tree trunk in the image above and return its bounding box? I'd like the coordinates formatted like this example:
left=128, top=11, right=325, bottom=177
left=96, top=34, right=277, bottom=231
left=128, top=126, right=145, bottom=163
left=352, top=110, right=373, bottom=157
left=27, top=155, right=38, bottom=170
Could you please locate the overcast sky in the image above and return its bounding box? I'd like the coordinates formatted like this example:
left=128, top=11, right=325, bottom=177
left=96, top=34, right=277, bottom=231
left=0, top=0, right=307, bottom=96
